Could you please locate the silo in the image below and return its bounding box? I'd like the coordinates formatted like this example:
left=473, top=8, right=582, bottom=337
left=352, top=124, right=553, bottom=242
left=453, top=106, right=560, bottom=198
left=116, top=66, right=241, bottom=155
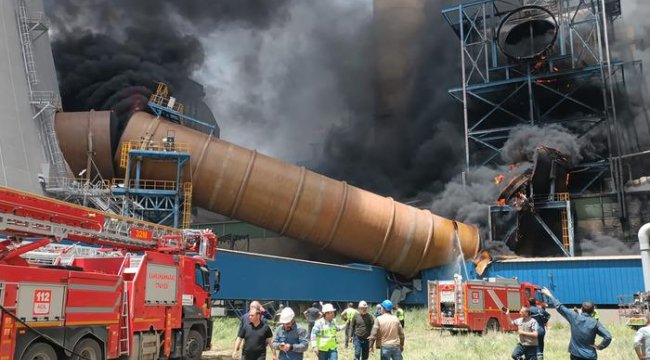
left=0, top=0, right=61, bottom=193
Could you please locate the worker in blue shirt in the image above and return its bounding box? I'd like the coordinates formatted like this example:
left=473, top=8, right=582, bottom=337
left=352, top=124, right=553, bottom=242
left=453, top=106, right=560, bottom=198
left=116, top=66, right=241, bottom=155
left=541, top=288, right=612, bottom=360
left=273, top=307, right=309, bottom=360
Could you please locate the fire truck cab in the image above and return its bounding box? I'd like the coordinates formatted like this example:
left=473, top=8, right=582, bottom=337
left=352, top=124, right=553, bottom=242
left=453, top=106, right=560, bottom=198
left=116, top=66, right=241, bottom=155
left=0, top=186, right=219, bottom=360
left=428, top=275, right=544, bottom=333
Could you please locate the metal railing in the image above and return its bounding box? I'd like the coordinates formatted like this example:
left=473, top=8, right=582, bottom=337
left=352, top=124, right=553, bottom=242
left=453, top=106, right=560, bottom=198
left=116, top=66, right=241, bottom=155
left=111, top=178, right=178, bottom=191
left=119, top=141, right=191, bottom=168
left=16, top=0, right=37, bottom=87
left=149, top=93, right=184, bottom=114
left=45, top=177, right=112, bottom=194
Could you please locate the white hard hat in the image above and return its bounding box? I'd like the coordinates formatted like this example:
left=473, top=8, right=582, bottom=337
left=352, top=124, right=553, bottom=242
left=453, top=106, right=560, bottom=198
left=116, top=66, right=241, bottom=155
left=358, top=301, right=368, bottom=308
left=322, top=303, right=336, bottom=313
left=279, top=307, right=295, bottom=324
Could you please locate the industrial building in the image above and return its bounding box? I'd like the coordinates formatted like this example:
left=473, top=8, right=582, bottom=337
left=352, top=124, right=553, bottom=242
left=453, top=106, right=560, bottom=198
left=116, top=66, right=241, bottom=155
left=0, top=0, right=647, bottom=320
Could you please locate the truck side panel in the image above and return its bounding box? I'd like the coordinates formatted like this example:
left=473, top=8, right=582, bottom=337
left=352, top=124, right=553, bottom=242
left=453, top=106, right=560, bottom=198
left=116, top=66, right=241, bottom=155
left=130, top=252, right=183, bottom=333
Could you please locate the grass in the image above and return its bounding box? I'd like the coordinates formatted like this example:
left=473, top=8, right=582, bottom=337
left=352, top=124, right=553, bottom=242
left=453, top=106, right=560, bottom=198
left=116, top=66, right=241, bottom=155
left=210, top=308, right=638, bottom=359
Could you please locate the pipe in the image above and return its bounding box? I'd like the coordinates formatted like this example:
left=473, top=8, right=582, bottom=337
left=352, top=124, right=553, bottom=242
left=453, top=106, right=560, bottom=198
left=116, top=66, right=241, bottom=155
left=639, top=223, right=650, bottom=292
left=54, top=110, right=116, bottom=179
left=55, top=111, right=479, bottom=277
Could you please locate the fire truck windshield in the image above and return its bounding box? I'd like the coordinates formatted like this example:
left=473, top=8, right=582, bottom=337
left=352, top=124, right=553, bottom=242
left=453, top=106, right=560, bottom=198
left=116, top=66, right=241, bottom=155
left=440, top=302, right=455, bottom=317
left=195, top=265, right=210, bottom=291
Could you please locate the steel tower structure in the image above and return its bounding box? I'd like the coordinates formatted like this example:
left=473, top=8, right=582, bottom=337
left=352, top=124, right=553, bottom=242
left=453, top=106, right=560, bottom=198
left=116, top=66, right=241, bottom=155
left=443, top=0, right=636, bottom=254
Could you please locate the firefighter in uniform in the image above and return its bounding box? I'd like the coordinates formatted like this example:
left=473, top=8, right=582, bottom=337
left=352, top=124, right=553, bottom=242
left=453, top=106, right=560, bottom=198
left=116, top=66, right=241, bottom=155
left=311, top=303, right=345, bottom=360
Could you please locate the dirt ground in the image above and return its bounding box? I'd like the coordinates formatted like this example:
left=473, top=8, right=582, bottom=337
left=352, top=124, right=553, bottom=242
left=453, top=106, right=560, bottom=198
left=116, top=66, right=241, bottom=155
left=201, top=349, right=231, bottom=360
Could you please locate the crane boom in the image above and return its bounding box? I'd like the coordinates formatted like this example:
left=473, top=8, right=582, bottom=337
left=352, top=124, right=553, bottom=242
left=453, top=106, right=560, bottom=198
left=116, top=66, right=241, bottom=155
left=0, top=185, right=216, bottom=259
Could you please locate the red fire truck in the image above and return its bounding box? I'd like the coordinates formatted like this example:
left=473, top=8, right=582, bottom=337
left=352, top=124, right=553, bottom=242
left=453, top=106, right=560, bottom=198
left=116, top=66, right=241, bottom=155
left=0, top=186, right=218, bottom=360
left=428, top=275, right=544, bottom=333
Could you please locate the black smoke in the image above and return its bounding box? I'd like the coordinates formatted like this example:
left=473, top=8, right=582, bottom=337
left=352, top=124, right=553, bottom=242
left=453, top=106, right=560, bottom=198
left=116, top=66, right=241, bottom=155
left=44, top=0, right=290, bottom=127
left=45, top=0, right=464, bottom=200
left=51, top=29, right=203, bottom=124
left=316, top=0, right=465, bottom=198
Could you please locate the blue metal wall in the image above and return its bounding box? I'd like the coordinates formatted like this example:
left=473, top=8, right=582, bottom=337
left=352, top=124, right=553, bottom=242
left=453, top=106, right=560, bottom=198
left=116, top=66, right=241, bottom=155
left=402, top=257, right=643, bottom=306
left=209, top=249, right=643, bottom=306
left=208, top=249, right=388, bottom=302
left=482, top=256, right=644, bottom=306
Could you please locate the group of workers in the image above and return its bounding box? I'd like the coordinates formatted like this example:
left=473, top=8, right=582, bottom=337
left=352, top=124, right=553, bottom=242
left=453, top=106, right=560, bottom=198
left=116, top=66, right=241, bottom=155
left=231, top=288, right=650, bottom=360
left=232, top=300, right=405, bottom=360
left=509, top=287, right=612, bottom=360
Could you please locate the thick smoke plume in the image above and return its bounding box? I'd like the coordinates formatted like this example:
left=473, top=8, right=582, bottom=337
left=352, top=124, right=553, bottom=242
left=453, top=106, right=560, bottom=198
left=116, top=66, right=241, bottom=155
left=50, top=29, right=203, bottom=124
left=44, top=0, right=290, bottom=126
left=502, top=124, right=584, bottom=165
left=44, top=0, right=649, bottom=260
left=196, top=0, right=375, bottom=165
left=45, top=0, right=464, bottom=199
left=314, top=0, right=465, bottom=198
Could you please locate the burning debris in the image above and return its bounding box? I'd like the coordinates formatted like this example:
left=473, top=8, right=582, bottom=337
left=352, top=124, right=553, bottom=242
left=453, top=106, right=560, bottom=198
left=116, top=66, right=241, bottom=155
left=497, top=146, right=570, bottom=210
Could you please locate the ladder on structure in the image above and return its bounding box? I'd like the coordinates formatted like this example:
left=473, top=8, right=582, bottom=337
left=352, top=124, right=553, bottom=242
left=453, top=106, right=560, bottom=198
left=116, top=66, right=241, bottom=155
left=556, top=193, right=570, bottom=253
left=182, top=182, right=192, bottom=228
left=16, top=0, right=38, bottom=87
left=16, top=0, right=67, bottom=179
left=118, top=285, right=131, bottom=356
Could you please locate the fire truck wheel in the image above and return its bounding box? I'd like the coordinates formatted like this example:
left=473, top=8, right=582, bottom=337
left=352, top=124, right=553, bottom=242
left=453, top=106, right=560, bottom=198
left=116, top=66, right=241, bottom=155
left=71, top=338, right=102, bottom=360
left=21, top=342, right=57, bottom=360
left=185, top=330, right=204, bottom=360
left=485, top=318, right=500, bottom=333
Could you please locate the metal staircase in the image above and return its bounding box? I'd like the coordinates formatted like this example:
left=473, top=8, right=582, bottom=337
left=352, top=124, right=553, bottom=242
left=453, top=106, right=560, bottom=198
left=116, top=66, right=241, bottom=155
left=16, top=0, right=37, bottom=87
left=16, top=0, right=68, bottom=179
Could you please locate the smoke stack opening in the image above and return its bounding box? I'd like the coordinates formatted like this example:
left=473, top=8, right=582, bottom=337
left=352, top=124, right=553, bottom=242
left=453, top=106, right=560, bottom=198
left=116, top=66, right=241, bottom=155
left=497, top=6, right=558, bottom=61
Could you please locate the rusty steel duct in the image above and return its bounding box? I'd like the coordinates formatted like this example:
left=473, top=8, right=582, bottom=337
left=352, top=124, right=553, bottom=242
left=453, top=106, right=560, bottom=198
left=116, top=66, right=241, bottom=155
left=54, top=111, right=479, bottom=277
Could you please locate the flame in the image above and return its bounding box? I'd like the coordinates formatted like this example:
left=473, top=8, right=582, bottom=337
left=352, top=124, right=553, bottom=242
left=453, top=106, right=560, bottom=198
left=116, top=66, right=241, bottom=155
left=494, top=174, right=505, bottom=185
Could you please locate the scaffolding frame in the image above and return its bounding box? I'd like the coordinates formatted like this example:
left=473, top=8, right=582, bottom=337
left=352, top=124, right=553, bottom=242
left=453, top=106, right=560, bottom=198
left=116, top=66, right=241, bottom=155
left=445, top=0, right=632, bottom=254
left=442, top=0, right=625, bottom=188
left=489, top=192, right=575, bottom=256
left=114, top=140, right=192, bottom=228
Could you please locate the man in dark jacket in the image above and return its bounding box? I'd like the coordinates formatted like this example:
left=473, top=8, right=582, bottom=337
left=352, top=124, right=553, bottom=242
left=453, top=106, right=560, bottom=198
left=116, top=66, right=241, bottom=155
left=529, top=297, right=551, bottom=359
left=350, top=301, right=375, bottom=360
left=303, top=302, right=322, bottom=336
left=273, top=307, right=309, bottom=360
left=541, top=288, right=612, bottom=360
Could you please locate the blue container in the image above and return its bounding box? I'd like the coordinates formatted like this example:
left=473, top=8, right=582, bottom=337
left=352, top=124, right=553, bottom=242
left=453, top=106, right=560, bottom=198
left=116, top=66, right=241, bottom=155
left=482, top=256, right=644, bottom=306
left=208, top=249, right=388, bottom=302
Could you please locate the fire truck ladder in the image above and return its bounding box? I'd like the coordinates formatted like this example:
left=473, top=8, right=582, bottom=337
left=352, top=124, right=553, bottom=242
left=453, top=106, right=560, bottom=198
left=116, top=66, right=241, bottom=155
left=454, top=275, right=465, bottom=323
left=0, top=186, right=216, bottom=262
left=118, top=285, right=130, bottom=356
